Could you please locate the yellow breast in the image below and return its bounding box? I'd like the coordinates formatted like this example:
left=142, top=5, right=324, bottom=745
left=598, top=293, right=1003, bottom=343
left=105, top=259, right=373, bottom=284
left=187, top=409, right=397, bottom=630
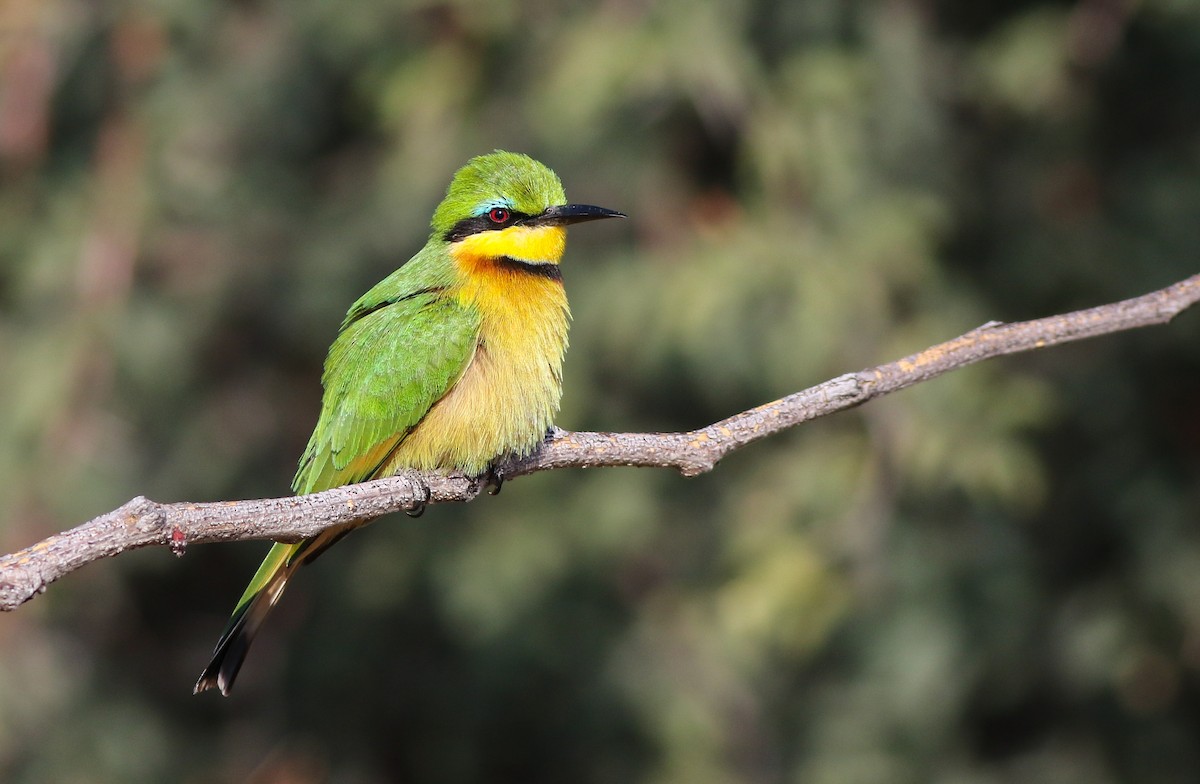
left=381, top=228, right=571, bottom=475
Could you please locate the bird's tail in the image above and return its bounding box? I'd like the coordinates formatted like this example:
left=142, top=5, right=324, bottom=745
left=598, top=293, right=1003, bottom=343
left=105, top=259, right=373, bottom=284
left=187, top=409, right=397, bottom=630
left=194, top=532, right=341, bottom=696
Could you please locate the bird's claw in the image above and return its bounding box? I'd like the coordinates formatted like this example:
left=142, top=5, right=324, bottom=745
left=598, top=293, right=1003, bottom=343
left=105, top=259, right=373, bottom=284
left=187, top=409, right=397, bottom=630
left=404, top=479, right=430, bottom=517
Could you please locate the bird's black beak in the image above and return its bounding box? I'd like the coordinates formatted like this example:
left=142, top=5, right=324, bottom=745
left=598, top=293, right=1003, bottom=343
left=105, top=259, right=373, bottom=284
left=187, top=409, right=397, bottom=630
left=529, top=204, right=626, bottom=227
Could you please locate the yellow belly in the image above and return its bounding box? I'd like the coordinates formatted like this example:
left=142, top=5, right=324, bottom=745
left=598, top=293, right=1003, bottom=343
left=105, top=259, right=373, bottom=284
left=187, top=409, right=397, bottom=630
left=380, top=247, right=570, bottom=475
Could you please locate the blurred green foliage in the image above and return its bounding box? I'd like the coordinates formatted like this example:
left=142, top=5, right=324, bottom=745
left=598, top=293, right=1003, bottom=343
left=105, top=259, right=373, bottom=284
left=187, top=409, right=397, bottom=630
left=1, top=0, right=1199, bottom=781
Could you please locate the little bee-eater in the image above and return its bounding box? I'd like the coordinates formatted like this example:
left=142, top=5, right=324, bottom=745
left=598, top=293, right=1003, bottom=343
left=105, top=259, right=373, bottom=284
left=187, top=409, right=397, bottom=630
left=195, top=151, right=623, bottom=695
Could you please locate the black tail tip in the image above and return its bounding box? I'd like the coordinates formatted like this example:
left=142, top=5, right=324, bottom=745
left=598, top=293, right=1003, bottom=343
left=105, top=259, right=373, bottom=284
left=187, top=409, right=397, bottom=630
left=193, top=669, right=234, bottom=696
left=193, top=619, right=252, bottom=696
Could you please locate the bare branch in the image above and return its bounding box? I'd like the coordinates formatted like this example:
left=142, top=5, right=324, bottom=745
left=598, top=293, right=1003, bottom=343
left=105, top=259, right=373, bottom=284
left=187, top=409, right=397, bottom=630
left=2, top=274, right=1196, bottom=611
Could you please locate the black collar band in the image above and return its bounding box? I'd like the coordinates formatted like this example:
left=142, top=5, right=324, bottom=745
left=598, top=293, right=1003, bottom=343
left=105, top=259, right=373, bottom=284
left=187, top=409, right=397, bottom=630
left=496, top=256, right=563, bottom=280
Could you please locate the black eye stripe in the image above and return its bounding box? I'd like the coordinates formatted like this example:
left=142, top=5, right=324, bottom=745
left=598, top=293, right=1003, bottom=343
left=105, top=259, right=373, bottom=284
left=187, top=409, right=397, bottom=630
left=443, top=210, right=532, bottom=242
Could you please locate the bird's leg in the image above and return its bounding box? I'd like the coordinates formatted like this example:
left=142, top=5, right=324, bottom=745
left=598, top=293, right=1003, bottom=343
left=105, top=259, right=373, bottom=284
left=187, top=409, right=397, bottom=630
left=483, top=426, right=561, bottom=496
left=484, top=465, right=505, bottom=496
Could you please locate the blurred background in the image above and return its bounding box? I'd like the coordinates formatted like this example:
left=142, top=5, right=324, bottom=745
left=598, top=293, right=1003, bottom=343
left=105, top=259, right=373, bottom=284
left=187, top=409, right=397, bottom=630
left=1, top=0, right=1198, bottom=781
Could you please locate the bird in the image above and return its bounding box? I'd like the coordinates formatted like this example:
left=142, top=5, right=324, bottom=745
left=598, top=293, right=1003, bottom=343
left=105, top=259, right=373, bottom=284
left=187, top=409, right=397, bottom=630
left=194, top=151, right=624, bottom=695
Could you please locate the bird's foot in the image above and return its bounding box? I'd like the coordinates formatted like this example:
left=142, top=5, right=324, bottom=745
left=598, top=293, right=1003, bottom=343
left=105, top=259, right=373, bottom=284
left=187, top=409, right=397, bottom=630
left=404, top=477, right=430, bottom=517
left=484, top=466, right=505, bottom=496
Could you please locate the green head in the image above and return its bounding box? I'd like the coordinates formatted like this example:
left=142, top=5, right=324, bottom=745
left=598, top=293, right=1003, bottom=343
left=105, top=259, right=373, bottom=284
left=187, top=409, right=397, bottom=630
left=431, top=151, right=624, bottom=249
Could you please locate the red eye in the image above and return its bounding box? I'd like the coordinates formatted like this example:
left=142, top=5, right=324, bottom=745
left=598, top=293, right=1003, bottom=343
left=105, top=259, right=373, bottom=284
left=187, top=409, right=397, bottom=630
left=487, top=207, right=510, bottom=224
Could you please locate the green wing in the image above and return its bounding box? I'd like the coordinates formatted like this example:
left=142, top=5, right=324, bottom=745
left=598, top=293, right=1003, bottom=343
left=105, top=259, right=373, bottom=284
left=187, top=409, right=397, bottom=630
left=293, top=288, right=479, bottom=495
left=195, top=260, right=478, bottom=696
